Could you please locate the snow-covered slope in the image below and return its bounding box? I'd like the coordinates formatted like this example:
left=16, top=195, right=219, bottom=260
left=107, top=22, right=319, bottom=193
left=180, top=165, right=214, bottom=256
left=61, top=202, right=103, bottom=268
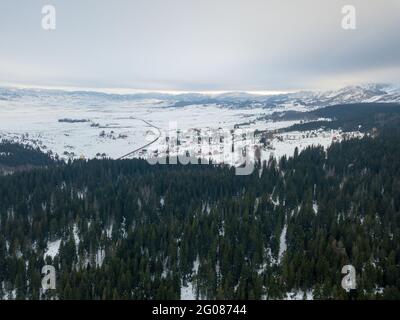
left=256, top=84, right=400, bottom=108
left=1, top=83, right=399, bottom=108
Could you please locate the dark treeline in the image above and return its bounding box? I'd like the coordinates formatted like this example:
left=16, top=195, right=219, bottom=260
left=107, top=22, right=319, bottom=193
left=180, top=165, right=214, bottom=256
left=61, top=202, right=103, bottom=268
left=0, top=140, right=56, bottom=168
left=282, top=103, right=400, bottom=132
left=0, top=128, right=400, bottom=300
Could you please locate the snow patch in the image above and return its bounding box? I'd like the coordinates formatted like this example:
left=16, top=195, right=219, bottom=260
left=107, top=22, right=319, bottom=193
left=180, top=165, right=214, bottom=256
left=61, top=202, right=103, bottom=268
left=180, top=256, right=200, bottom=300
left=160, top=196, right=165, bottom=207
left=73, top=224, right=80, bottom=249
left=312, top=201, right=319, bottom=214
left=44, top=239, right=61, bottom=260
left=278, top=224, right=287, bottom=264
left=285, top=290, right=314, bottom=300
left=95, top=248, right=106, bottom=267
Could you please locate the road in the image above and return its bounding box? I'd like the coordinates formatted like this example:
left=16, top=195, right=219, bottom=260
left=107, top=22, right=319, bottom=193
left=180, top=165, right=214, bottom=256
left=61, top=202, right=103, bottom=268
left=117, top=117, right=162, bottom=160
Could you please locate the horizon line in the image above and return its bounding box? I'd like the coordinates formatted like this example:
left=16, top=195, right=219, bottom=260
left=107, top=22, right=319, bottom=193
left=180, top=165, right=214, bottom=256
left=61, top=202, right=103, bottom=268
left=0, top=82, right=395, bottom=97
left=0, top=82, right=302, bottom=96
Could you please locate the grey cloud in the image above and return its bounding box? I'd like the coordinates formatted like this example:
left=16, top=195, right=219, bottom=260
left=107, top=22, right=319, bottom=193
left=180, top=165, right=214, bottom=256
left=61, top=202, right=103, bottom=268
left=0, top=0, right=399, bottom=91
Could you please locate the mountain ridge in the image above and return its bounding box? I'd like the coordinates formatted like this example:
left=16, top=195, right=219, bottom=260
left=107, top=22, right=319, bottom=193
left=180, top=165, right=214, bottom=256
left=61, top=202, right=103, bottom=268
left=1, top=83, right=400, bottom=108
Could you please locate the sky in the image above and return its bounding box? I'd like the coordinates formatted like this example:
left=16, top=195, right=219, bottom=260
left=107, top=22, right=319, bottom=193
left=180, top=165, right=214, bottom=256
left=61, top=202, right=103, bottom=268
left=0, top=0, right=399, bottom=92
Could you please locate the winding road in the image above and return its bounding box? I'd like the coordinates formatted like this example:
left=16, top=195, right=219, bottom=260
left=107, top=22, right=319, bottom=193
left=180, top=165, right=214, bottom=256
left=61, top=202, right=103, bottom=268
left=117, top=117, right=162, bottom=160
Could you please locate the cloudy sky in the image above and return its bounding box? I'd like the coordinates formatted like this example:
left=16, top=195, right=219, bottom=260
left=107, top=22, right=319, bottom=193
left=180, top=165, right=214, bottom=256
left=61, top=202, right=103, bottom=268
left=0, top=0, right=399, bottom=92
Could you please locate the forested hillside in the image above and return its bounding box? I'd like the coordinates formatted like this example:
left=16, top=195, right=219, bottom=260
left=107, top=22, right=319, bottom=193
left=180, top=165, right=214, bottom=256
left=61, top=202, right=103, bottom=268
left=1, top=126, right=400, bottom=300
left=0, top=141, right=56, bottom=175
left=282, top=103, right=400, bottom=132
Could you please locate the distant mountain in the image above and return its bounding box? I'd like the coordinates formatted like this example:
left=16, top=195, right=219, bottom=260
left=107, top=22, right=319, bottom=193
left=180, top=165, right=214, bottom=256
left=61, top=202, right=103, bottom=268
left=254, top=84, right=400, bottom=108
left=291, top=84, right=400, bottom=106
left=1, top=83, right=400, bottom=109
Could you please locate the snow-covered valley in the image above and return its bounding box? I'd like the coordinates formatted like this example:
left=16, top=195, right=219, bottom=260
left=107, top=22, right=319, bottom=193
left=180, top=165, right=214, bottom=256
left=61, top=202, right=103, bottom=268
left=0, top=84, right=383, bottom=165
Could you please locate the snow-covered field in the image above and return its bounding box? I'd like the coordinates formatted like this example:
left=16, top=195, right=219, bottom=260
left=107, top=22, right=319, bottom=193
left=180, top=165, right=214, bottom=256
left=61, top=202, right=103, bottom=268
left=0, top=98, right=268, bottom=159
left=0, top=91, right=363, bottom=165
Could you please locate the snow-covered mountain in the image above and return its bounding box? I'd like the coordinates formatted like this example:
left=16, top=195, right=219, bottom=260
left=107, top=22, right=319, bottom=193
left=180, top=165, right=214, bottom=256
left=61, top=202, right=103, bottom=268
left=1, top=83, right=399, bottom=109
left=287, top=84, right=400, bottom=106
left=246, top=83, right=400, bottom=108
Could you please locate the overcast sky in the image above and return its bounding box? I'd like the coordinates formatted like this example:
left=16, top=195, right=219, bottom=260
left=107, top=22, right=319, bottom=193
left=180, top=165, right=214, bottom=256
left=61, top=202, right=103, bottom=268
left=0, top=0, right=399, bottom=92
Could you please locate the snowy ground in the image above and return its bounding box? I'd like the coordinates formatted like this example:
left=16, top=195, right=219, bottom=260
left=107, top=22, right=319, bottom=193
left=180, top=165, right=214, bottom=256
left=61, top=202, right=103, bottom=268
left=285, top=290, right=314, bottom=300
left=180, top=257, right=200, bottom=300
left=0, top=94, right=363, bottom=165
left=44, top=239, right=61, bottom=260
left=0, top=98, right=268, bottom=159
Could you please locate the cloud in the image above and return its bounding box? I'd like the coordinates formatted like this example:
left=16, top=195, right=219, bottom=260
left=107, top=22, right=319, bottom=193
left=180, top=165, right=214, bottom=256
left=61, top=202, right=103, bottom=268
left=0, top=0, right=399, bottom=91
